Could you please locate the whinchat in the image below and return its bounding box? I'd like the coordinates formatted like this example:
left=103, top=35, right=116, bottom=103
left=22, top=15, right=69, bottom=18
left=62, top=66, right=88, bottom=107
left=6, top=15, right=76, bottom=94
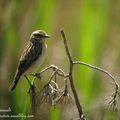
left=9, top=30, right=49, bottom=91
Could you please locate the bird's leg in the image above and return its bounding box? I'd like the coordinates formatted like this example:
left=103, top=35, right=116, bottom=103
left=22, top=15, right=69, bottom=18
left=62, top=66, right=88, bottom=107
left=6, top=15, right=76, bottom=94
left=24, top=75, right=32, bottom=86
left=27, top=73, right=37, bottom=84
left=34, top=73, right=41, bottom=79
left=24, top=75, right=35, bottom=93
left=29, top=73, right=41, bottom=79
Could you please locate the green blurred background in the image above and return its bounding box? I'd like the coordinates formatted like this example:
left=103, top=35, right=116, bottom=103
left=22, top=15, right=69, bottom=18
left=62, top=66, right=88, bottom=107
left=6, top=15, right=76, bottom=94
left=0, top=0, right=120, bottom=120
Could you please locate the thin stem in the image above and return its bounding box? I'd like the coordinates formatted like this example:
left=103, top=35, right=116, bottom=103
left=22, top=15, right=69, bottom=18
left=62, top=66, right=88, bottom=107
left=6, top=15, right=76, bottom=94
left=73, top=61, right=118, bottom=86
left=48, top=70, right=58, bottom=84
left=61, top=29, right=86, bottom=120
left=35, top=65, right=68, bottom=78
left=60, top=29, right=73, bottom=63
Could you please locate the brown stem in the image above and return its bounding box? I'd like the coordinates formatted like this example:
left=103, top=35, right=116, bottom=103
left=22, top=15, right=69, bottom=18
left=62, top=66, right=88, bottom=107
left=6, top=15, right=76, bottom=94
left=60, top=29, right=86, bottom=120
left=60, top=29, right=73, bottom=63
left=73, top=61, right=118, bottom=86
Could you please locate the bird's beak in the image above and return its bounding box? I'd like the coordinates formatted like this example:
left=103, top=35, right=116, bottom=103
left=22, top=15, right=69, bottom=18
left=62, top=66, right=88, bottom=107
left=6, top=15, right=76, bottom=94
left=44, top=34, right=50, bottom=38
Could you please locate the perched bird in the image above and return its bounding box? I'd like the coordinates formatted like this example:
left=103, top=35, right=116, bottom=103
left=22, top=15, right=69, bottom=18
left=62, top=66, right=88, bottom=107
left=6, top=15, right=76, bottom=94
left=9, top=30, right=49, bottom=91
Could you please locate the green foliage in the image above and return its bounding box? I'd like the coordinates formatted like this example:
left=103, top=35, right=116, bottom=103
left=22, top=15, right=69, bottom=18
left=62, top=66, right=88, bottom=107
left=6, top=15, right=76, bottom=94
left=50, top=107, right=60, bottom=120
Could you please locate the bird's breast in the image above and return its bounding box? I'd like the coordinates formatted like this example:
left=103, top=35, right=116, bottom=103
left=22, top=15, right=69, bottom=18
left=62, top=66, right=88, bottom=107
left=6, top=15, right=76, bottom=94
left=24, top=43, right=47, bottom=74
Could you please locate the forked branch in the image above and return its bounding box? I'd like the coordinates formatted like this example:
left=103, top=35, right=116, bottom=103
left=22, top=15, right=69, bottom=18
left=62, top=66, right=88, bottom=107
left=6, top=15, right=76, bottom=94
left=27, top=29, right=119, bottom=120
left=61, top=29, right=86, bottom=120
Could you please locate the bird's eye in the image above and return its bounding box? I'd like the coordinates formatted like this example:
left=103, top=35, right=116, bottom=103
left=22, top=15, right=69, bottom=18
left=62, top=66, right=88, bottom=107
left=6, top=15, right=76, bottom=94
left=34, top=33, right=41, bottom=37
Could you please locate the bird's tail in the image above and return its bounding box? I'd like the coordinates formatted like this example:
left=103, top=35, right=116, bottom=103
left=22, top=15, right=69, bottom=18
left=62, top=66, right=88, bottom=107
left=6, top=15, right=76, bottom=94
left=9, top=71, right=21, bottom=91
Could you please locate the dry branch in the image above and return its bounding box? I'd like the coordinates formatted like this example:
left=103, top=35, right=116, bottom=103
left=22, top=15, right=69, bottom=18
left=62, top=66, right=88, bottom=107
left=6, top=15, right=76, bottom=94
left=60, top=29, right=86, bottom=120
left=26, top=29, right=120, bottom=120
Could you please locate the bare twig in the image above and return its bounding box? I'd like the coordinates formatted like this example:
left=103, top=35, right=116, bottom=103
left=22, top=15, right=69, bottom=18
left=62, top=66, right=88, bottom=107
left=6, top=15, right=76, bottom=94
left=25, top=76, right=37, bottom=115
left=61, top=29, right=86, bottom=120
left=30, top=82, right=36, bottom=115
left=35, top=65, right=69, bottom=78
left=73, top=61, right=119, bottom=110
left=60, top=29, right=73, bottom=63
left=73, top=61, right=118, bottom=86
left=48, top=70, right=58, bottom=84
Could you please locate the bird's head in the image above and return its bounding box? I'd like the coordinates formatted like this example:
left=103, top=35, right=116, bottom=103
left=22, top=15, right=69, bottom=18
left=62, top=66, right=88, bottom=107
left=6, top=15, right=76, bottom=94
left=30, top=30, right=50, bottom=43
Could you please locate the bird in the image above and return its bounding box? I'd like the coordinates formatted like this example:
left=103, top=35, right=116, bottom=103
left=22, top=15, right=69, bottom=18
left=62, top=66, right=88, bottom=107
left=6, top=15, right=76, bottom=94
left=9, top=30, right=50, bottom=91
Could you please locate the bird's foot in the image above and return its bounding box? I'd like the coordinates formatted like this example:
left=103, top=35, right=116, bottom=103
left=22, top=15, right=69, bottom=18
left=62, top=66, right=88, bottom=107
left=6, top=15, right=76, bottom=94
left=34, top=73, right=41, bottom=79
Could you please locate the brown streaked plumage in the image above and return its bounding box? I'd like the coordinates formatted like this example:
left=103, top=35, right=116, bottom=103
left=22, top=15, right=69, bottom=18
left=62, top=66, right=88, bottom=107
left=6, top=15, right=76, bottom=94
left=9, top=30, right=49, bottom=91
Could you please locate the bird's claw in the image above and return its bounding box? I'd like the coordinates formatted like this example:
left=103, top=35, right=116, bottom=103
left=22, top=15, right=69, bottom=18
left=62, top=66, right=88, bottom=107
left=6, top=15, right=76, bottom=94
left=35, top=73, right=41, bottom=79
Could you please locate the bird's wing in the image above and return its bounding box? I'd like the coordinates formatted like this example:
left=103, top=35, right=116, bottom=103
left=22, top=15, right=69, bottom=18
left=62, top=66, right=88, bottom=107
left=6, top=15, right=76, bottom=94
left=18, top=42, right=42, bottom=74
